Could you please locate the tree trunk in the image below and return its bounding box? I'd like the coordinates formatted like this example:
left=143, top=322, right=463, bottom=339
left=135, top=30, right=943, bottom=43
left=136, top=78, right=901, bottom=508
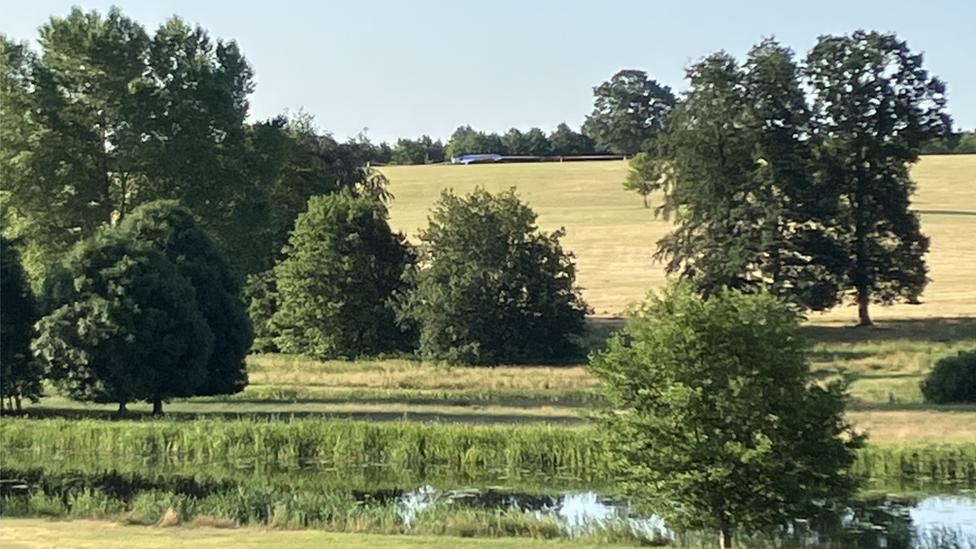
left=719, top=518, right=732, bottom=549
left=14, top=395, right=22, bottom=412
left=117, top=401, right=128, bottom=415
left=857, top=286, right=873, bottom=327
left=643, top=194, right=649, bottom=208
left=152, top=398, right=164, bottom=416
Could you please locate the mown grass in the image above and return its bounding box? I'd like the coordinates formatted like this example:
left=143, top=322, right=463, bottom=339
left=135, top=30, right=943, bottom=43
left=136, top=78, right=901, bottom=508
left=379, top=155, right=976, bottom=320
left=0, top=518, right=639, bottom=549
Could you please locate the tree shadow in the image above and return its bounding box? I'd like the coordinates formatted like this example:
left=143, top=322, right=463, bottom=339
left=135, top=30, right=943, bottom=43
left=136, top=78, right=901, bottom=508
left=2, top=407, right=586, bottom=425
left=798, top=317, right=976, bottom=344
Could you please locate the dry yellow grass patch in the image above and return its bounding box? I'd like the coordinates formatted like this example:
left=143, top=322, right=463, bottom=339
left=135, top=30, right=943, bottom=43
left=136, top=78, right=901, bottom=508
left=847, top=410, right=976, bottom=443
left=248, top=354, right=599, bottom=391
left=380, top=156, right=976, bottom=320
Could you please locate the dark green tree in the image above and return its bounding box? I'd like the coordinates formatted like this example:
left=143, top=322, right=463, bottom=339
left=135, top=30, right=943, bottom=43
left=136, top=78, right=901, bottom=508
left=582, top=70, right=676, bottom=155
left=589, top=283, right=863, bottom=548
left=271, top=192, right=411, bottom=359
left=501, top=128, right=527, bottom=155
left=446, top=125, right=482, bottom=158
left=0, top=237, right=43, bottom=410
left=807, top=31, right=951, bottom=325
left=392, top=137, right=428, bottom=165
left=522, top=127, right=551, bottom=156
left=920, top=349, right=976, bottom=404
left=654, top=41, right=844, bottom=312
left=33, top=230, right=213, bottom=414
left=398, top=188, right=588, bottom=365
left=549, top=123, right=596, bottom=156
left=119, top=200, right=251, bottom=396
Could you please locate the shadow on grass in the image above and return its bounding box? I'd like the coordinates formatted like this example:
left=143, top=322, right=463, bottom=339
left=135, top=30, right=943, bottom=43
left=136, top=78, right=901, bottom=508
left=799, top=317, right=976, bottom=344
left=845, top=400, right=976, bottom=412
left=1, top=407, right=587, bottom=425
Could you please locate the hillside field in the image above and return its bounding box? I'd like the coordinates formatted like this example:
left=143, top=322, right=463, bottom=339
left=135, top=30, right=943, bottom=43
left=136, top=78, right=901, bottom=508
left=379, top=155, right=976, bottom=322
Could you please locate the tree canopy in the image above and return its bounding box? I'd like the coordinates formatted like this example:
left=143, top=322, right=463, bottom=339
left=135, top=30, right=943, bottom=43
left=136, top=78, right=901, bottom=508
left=119, top=200, right=252, bottom=396
left=398, top=188, right=589, bottom=365
left=653, top=40, right=844, bottom=312
left=589, top=283, right=863, bottom=548
left=582, top=70, right=676, bottom=155
left=806, top=30, right=950, bottom=325
left=0, top=8, right=272, bottom=280
left=271, top=192, right=412, bottom=359
left=34, top=230, right=214, bottom=414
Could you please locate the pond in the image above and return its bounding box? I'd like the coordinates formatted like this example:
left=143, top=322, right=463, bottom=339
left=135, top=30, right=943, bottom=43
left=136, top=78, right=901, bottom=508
left=397, top=485, right=976, bottom=547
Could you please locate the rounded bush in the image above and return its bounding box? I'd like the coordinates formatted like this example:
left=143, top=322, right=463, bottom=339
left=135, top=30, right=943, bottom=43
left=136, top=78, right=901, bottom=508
left=920, top=349, right=976, bottom=404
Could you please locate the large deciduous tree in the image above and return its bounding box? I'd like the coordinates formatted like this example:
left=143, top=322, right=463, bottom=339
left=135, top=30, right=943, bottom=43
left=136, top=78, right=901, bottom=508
left=0, top=7, right=271, bottom=280
left=271, top=192, right=412, bottom=359
left=589, top=283, right=863, bottom=548
left=582, top=69, right=676, bottom=155
left=806, top=30, right=951, bottom=325
left=654, top=41, right=844, bottom=312
left=0, top=237, right=43, bottom=410
left=398, top=188, right=589, bottom=365
left=33, top=230, right=213, bottom=414
left=119, top=200, right=252, bottom=396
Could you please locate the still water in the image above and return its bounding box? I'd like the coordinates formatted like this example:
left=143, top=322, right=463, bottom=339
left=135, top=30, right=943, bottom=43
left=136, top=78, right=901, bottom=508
left=398, top=486, right=976, bottom=545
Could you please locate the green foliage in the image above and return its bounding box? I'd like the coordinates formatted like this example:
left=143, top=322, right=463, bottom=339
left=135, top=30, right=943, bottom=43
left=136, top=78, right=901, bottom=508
left=391, top=135, right=446, bottom=165
left=118, top=201, right=252, bottom=396
left=806, top=30, right=951, bottom=325
left=588, top=283, right=863, bottom=546
left=0, top=237, right=43, bottom=407
left=271, top=192, right=411, bottom=359
left=621, top=152, right=661, bottom=208
left=654, top=40, right=843, bottom=313
left=549, top=123, right=595, bottom=156
left=32, top=230, right=213, bottom=411
left=921, top=131, right=976, bottom=154
left=920, top=349, right=976, bottom=404
left=582, top=70, right=675, bottom=155
left=398, top=188, right=588, bottom=365
left=0, top=8, right=273, bottom=280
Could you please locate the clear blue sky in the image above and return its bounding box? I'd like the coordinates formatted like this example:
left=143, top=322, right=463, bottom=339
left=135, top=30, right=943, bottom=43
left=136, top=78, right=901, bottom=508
left=3, top=0, right=974, bottom=143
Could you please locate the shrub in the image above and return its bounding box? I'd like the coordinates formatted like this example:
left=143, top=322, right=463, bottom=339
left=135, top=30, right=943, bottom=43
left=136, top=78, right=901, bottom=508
left=398, top=188, right=588, bottom=365
left=921, top=349, right=976, bottom=404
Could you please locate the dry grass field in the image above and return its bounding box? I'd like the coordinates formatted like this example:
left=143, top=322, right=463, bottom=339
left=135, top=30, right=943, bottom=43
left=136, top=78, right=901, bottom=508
left=379, top=155, right=976, bottom=321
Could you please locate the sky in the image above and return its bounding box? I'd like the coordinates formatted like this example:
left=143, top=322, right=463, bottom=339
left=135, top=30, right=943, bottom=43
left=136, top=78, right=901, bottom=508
left=2, top=0, right=974, bottom=143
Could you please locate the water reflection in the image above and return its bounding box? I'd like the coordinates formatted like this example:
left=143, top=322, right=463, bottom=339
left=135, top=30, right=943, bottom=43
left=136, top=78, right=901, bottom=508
left=393, top=486, right=976, bottom=547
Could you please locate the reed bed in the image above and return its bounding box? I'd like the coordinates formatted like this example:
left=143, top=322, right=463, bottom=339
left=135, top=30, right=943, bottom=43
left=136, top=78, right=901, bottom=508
left=0, top=418, right=609, bottom=480
left=3, top=418, right=974, bottom=487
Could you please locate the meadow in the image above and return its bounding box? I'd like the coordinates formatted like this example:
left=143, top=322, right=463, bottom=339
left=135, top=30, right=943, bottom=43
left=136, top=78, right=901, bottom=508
left=379, top=155, right=976, bottom=321
left=2, top=156, right=974, bottom=546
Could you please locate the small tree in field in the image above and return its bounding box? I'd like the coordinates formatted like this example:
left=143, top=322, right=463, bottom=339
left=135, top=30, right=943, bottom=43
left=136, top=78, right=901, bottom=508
left=398, top=188, right=588, bottom=365
left=271, top=192, right=411, bottom=359
left=589, top=283, right=862, bottom=548
left=33, top=231, right=213, bottom=414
